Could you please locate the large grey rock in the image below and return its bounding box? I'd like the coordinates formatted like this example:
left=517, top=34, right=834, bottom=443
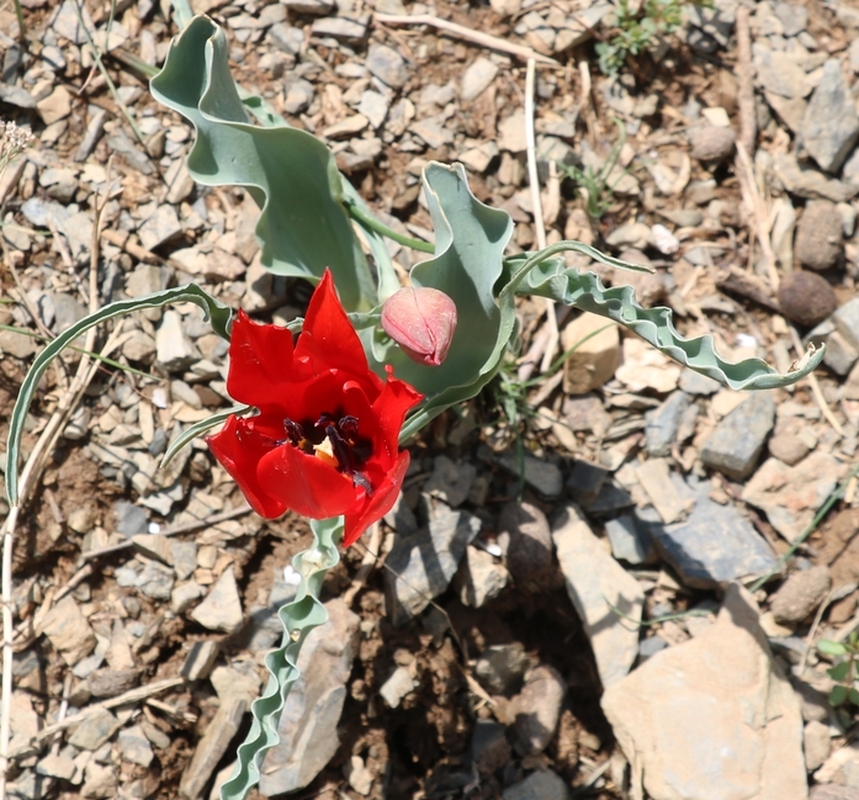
left=260, top=599, right=360, bottom=795
left=801, top=60, right=859, bottom=173
left=602, top=585, right=807, bottom=800
left=651, top=479, right=779, bottom=590
left=385, top=502, right=481, bottom=626
left=551, top=505, right=643, bottom=688
left=700, top=392, right=775, bottom=481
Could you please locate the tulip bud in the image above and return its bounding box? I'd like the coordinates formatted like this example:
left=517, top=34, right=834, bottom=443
left=381, top=286, right=458, bottom=367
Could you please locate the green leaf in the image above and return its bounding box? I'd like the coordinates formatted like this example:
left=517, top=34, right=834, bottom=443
left=819, top=639, right=850, bottom=657
left=848, top=686, right=859, bottom=706
left=515, top=242, right=825, bottom=390
left=5, top=284, right=232, bottom=508
left=160, top=404, right=253, bottom=469
left=828, top=661, right=851, bottom=682
left=149, top=16, right=376, bottom=312
left=830, top=684, right=849, bottom=707
left=355, top=162, right=515, bottom=440
left=220, top=516, right=342, bottom=800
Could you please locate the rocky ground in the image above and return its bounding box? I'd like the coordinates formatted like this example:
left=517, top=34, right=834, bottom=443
left=4, top=0, right=859, bottom=798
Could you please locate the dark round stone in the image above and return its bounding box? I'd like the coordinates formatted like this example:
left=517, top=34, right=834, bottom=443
left=777, top=271, right=837, bottom=328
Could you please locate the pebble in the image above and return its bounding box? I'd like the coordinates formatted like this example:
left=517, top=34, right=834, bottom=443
left=801, top=59, right=859, bottom=173
left=475, top=642, right=530, bottom=696
left=805, top=720, right=832, bottom=772
left=772, top=152, right=857, bottom=203
left=36, top=751, right=76, bottom=780
left=366, top=43, right=408, bottom=89
left=502, top=770, right=571, bottom=800
left=310, top=16, right=368, bottom=43
left=36, top=85, right=72, bottom=125
left=68, top=708, right=121, bottom=751
left=795, top=200, right=843, bottom=271
left=602, top=586, right=806, bottom=800
left=424, top=455, right=477, bottom=507
left=284, top=78, right=314, bottom=114
left=191, top=567, right=244, bottom=633
left=638, top=634, right=668, bottom=662
left=260, top=599, right=360, bottom=795
left=137, top=561, right=175, bottom=601
left=495, top=451, right=563, bottom=497
left=769, top=565, right=831, bottom=624
left=357, top=90, right=389, bottom=129
left=39, top=595, right=96, bottom=666
left=777, top=271, right=837, bottom=327
left=497, top=501, right=554, bottom=587
left=768, top=433, right=811, bottom=465
left=155, top=310, right=198, bottom=371
left=379, top=665, right=418, bottom=708
left=688, top=124, right=736, bottom=162
left=137, top=203, right=182, bottom=250
left=343, top=755, right=373, bottom=796
left=700, top=392, right=775, bottom=481
left=454, top=544, right=508, bottom=607
left=385, top=502, right=481, bottom=626
left=181, top=640, right=220, bottom=681
left=171, top=580, right=206, bottom=614
left=86, top=668, right=139, bottom=698
left=678, top=368, right=721, bottom=395
left=118, top=726, right=154, bottom=767
left=512, top=665, right=566, bottom=754
left=645, top=390, right=691, bottom=457
left=834, top=297, right=859, bottom=352
left=561, top=313, right=620, bottom=395
left=652, top=479, right=779, bottom=589
left=460, top=57, right=498, bottom=102
left=604, top=514, right=655, bottom=565
left=552, top=505, right=643, bottom=688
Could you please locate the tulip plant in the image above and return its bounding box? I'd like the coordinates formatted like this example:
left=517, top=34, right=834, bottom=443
left=3, top=14, right=825, bottom=800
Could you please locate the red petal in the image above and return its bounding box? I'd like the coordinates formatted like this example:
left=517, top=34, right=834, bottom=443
left=342, top=451, right=410, bottom=546
left=206, top=416, right=286, bottom=519
left=226, top=310, right=296, bottom=408
left=257, top=437, right=359, bottom=520
left=371, top=368, right=423, bottom=454
left=294, top=269, right=369, bottom=375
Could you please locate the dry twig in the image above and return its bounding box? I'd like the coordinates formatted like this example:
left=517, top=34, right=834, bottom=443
left=735, top=7, right=756, bottom=158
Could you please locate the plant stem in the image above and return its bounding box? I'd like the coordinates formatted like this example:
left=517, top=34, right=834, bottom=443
left=12, top=0, right=24, bottom=43
left=344, top=200, right=435, bottom=254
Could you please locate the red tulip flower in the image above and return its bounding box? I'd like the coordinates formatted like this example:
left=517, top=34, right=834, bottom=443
left=207, top=270, right=423, bottom=547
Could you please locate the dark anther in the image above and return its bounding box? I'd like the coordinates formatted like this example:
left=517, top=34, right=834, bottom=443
left=338, top=415, right=359, bottom=440
left=283, top=418, right=306, bottom=446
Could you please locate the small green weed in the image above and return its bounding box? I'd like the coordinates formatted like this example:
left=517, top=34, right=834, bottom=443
left=558, top=119, right=626, bottom=219
left=596, top=0, right=713, bottom=76
left=819, top=634, right=859, bottom=723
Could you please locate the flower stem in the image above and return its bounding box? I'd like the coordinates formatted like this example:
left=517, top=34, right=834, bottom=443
left=344, top=200, right=435, bottom=254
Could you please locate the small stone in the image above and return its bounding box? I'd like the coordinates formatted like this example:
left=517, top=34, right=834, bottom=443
left=118, top=726, right=154, bottom=767
left=36, top=85, right=72, bottom=124
left=379, top=665, right=418, bottom=708
left=171, top=580, right=206, bottom=614
left=497, top=501, right=554, bottom=586
left=424, top=456, right=477, bottom=507
left=454, top=545, right=508, bottom=607
left=605, top=515, right=655, bottom=565
left=475, top=643, right=529, bottom=695
left=778, top=271, right=837, bottom=326
left=310, top=16, right=367, bottom=43
left=181, top=640, right=220, bottom=681
left=802, top=59, right=859, bottom=173
left=678, top=368, right=721, bottom=395
left=68, top=708, right=121, bottom=751
left=156, top=310, right=198, bottom=371
left=36, top=751, right=76, bottom=780
left=366, top=43, right=407, bottom=88
left=562, top=313, right=620, bottom=395
left=81, top=761, right=117, bottom=798
left=795, top=200, right=843, bottom=271
left=769, top=565, right=831, bottom=624
left=804, top=720, right=832, bottom=772
left=494, top=451, right=564, bottom=497
left=137, top=561, right=174, bottom=601
left=40, top=595, right=96, bottom=666
left=502, top=769, right=571, bottom=800
left=284, top=78, right=314, bottom=114
left=86, top=668, right=138, bottom=698
left=131, top=533, right=173, bottom=565
left=322, top=114, right=369, bottom=139
left=137, top=204, right=182, bottom=251
left=498, top=110, right=527, bottom=153
left=552, top=505, right=643, bottom=688
left=282, top=0, right=333, bottom=12
left=171, top=540, right=197, bottom=581
left=768, top=434, right=811, bottom=466
left=700, top=392, right=775, bottom=481
left=460, top=57, right=498, bottom=102
left=834, top=297, right=859, bottom=351
left=775, top=2, right=808, bottom=36
left=357, top=91, right=389, bottom=129
left=688, top=124, right=736, bottom=162
left=645, top=391, right=691, bottom=457
left=512, top=665, right=566, bottom=755
left=773, top=152, right=857, bottom=203
left=191, top=567, right=244, bottom=633
left=344, top=755, right=373, bottom=796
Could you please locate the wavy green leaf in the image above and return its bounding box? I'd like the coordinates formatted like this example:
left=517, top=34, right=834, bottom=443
left=220, top=516, right=342, bottom=800
left=5, top=284, right=232, bottom=507
left=149, top=15, right=376, bottom=311
left=513, top=242, right=825, bottom=390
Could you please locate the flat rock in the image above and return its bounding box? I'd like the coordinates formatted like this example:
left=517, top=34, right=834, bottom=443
left=605, top=514, right=656, bottom=565
left=137, top=204, right=181, bottom=251
left=191, top=567, right=243, bottom=633
left=804, top=720, right=832, bottom=772
left=156, top=310, right=198, bottom=371
left=118, top=726, right=154, bottom=767
left=497, top=500, right=554, bottom=587
left=551, top=505, right=643, bottom=688
left=769, top=565, right=831, bottom=624
left=773, top=152, right=858, bottom=203
left=502, top=769, right=571, bottom=800
left=602, top=585, right=807, bottom=800
left=260, top=598, right=360, bottom=795
left=494, top=451, right=564, bottom=497
left=68, top=708, right=121, bottom=751
left=754, top=46, right=809, bottom=99
left=424, top=455, right=477, bottom=507
left=688, top=124, right=736, bottom=162
left=652, top=480, right=778, bottom=589
left=741, top=453, right=843, bottom=542
left=366, top=43, right=407, bottom=88
left=39, top=595, right=96, bottom=666
left=460, top=57, right=498, bottom=102
left=454, top=544, right=508, bottom=607
left=385, top=503, right=482, bottom=626
left=86, top=668, right=138, bottom=698
left=700, top=392, right=775, bottom=481
left=512, top=665, right=566, bottom=754
left=801, top=59, right=859, bottom=173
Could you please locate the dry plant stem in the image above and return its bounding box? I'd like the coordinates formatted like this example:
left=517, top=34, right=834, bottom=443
left=373, top=13, right=560, bottom=66
left=735, top=7, right=756, bottom=157
left=8, top=677, right=187, bottom=759
left=734, top=142, right=779, bottom=290
left=799, top=589, right=834, bottom=677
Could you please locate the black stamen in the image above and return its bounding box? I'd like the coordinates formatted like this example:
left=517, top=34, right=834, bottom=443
left=283, top=418, right=305, bottom=445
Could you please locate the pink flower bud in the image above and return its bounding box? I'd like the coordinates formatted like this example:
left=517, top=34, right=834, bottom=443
left=381, top=287, right=458, bottom=367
